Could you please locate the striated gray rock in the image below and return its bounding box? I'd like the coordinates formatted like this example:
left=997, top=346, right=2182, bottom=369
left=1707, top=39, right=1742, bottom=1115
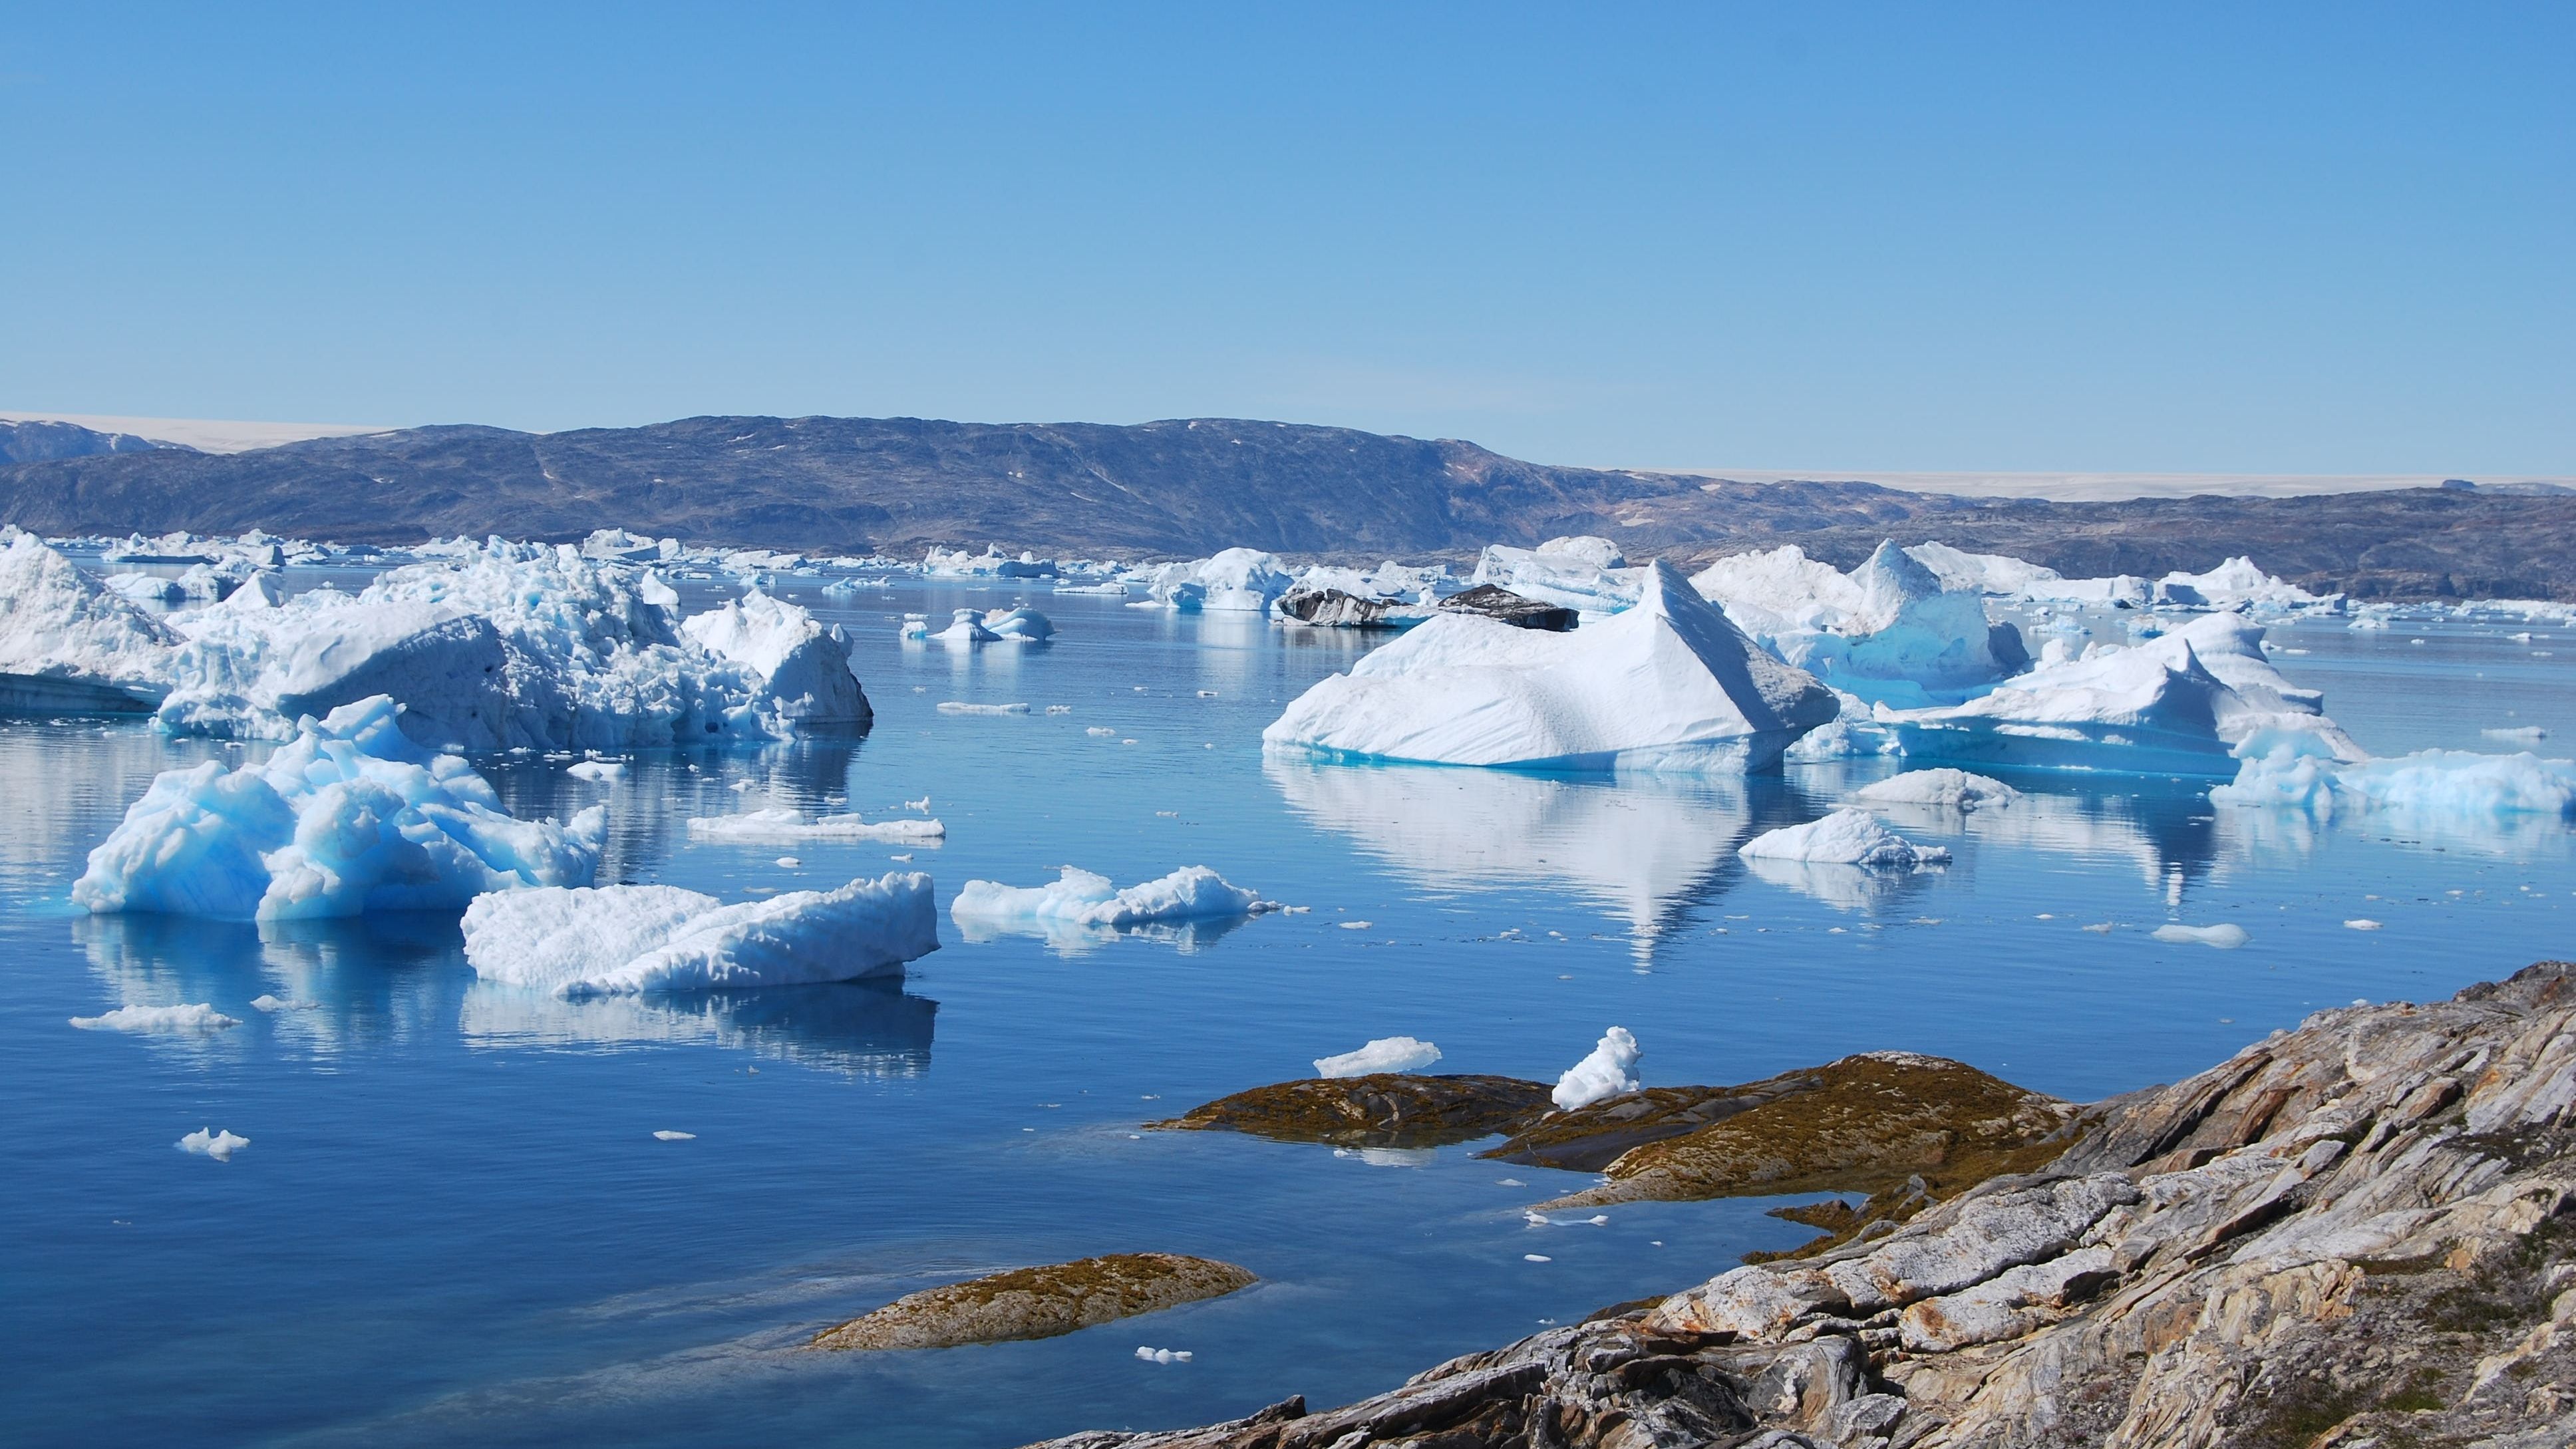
left=1273, top=587, right=1432, bottom=629
left=1030, top=963, right=2576, bottom=1448
left=810, top=1253, right=1253, bottom=1352
left=1436, top=585, right=1579, bottom=632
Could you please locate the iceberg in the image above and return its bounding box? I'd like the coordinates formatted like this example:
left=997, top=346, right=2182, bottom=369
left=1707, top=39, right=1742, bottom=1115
left=2214, top=729, right=2576, bottom=821
left=152, top=541, right=782, bottom=750
left=1738, top=809, right=1951, bottom=866
left=177, top=1127, right=249, bottom=1161
left=69, top=1002, right=242, bottom=1033
left=981, top=605, right=1054, bottom=642
left=72, top=695, right=606, bottom=921
left=922, top=546, right=1059, bottom=579
left=1851, top=768, right=2020, bottom=812
left=1552, top=1026, right=1641, bottom=1111
left=1136, top=548, right=1296, bottom=613
left=1314, top=1036, right=1443, bottom=1078
left=681, top=589, right=872, bottom=727
left=1470, top=536, right=1643, bottom=617
left=460, top=873, right=939, bottom=997
left=1877, top=633, right=2253, bottom=776
left=929, top=608, right=1003, bottom=644
left=686, top=808, right=947, bottom=844
left=0, top=532, right=178, bottom=713
left=1692, top=542, right=2025, bottom=701
left=2152, top=922, right=2249, bottom=949
left=1901, top=542, right=2068, bottom=599
left=951, top=865, right=1275, bottom=929
left=2152, top=557, right=2325, bottom=611
left=1263, top=561, right=1838, bottom=773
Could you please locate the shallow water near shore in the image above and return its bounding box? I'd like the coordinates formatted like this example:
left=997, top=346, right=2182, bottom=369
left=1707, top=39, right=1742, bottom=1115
left=5, top=574, right=2573, bottom=1447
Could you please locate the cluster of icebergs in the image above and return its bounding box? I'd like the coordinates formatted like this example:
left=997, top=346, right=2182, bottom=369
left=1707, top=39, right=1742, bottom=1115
left=0, top=532, right=870, bottom=748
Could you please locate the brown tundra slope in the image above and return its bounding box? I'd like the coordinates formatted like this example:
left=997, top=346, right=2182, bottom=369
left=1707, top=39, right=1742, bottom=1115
left=1033, top=962, right=2576, bottom=1449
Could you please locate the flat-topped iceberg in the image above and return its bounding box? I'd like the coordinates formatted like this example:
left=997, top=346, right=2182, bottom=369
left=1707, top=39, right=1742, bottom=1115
left=1738, top=809, right=1952, bottom=866
left=922, top=546, right=1058, bottom=579
left=462, top=873, right=939, bottom=997
left=951, top=865, right=1275, bottom=929
left=0, top=531, right=178, bottom=713
left=1263, top=560, right=1838, bottom=773
left=73, top=695, right=605, bottom=921
left=687, top=808, right=946, bottom=844
left=680, top=588, right=872, bottom=727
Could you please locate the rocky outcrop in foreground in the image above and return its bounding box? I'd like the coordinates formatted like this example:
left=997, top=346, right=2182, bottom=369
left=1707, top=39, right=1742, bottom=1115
left=1037, top=963, right=2576, bottom=1448
left=810, top=1253, right=1254, bottom=1352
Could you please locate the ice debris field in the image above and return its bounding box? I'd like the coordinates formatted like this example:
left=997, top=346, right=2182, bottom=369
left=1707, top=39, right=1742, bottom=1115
left=8, top=524, right=2575, bottom=1449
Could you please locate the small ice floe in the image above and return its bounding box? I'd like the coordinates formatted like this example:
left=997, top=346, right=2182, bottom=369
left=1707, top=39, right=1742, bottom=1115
left=1738, top=809, right=1950, bottom=866
left=565, top=759, right=626, bottom=781
left=1334, top=1146, right=1435, bottom=1168
left=2082, top=922, right=2116, bottom=933
left=687, top=808, right=946, bottom=844
left=937, top=701, right=1031, bottom=715
left=2346, top=919, right=2384, bottom=931
left=248, top=994, right=318, bottom=1013
left=1524, top=1254, right=1552, bottom=1263
left=1850, top=768, right=2020, bottom=812
left=1496, top=1178, right=1526, bottom=1187
left=1524, top=1211, right=1611, bottom=1228
left=1553, top=1027, right=1641, bottom=1110
left=903, top=796, right=931, bottom=812
left=1313, top=1036, right=1441, bottom=1078
left=652, top=1130, right=696, bottom=1142
left=2152, top=923, right=2249, bottom=949
left=462, top=874, right=939, bottom=996
left=178, top=1128, right=248, bottom=1161
left=951, top=866, right=1277, bottom=929
left=776, top=856, right=801, bottom=868
left=2483, top=726, right=2550, bottom=744
left=730, top=779, right=758, bottom=792
left=1339, top=920, right=1372, bottom=930
left=1045, top=704, right=1072, bottom=715
left=1086, top=726, right=1116, bottom=737
left=1134, top=1346, right=1194, bottom=1364
left=71, top=1003, right=241, bottom=1033
left=1196, top=690, right=1217, bottom=699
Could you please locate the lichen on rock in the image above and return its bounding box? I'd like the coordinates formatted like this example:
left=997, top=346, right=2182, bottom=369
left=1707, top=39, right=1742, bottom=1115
left=808, top=1253, right=1255, bottom=1352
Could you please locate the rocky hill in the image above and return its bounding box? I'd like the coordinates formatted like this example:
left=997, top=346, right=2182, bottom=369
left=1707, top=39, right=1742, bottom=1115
left=0, top=418, right=177, bottom=464
left=3, top=414, right=2571, bottom=599
left=1035, top=961, right=2576, bottom=1449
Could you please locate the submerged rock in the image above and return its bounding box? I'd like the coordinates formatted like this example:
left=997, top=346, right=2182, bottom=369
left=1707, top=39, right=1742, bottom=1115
left=1158, top=1073, right=1555, bottom=1149
left=1029, top=962, right=2576, bottom=1448
left=809, top=1253, right=1255, bottom=1351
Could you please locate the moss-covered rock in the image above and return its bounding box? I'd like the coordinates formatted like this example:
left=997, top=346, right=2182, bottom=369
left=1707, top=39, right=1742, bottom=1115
left=1156, top=1073, right=1554, bottom=1148
left=808, top=1253, right=1255, bottom=1351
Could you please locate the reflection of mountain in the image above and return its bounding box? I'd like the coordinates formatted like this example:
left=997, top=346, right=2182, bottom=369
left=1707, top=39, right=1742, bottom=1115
left=1264, top=758, right=1818, bottom=964
left=950, top=912, right=1254, bottom=957
left=458, top=979, right=937, bottom=1076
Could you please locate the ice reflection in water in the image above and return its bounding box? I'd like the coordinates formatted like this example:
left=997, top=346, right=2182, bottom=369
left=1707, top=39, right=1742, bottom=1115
left=459, top=979, right=937, bottom=1076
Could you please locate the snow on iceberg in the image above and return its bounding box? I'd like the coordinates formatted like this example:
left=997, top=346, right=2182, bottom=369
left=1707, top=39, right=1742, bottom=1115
left=951, top=865, right=1276, bottom=929
left=681, top=589, right=872, bottom=727
left=1263, top=560, right=1838, bottom=773
left=1471, top=537, right=1642, bottom=617
left=1851, top=768, right=2020, bottom=812
left=72, top=695, right=605, bottom=921
left=2153, top=557, right=2326, bottom=611
left=0, top=531, right=178, bottom=714
left=1738, top=809, right=1951, bottom=866
left=1314, top=1036, right=1443, bottom=1078
left=687, top=808, right=947, bottom=844
left=1134, top=548, right=1295, bottom=613
left=460, top=873, right=939, bottom=997
left=1552, top=1026, right=1641, bottom=1111
left=70, top=1002, right=242, bottom=1033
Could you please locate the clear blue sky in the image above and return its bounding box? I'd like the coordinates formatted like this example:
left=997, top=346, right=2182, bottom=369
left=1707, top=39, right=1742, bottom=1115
left=4, top=3, right=2567, bottom=473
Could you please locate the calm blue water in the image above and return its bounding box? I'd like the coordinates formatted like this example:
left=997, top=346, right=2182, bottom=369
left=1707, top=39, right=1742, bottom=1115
left=5, top=576, right=2571, bottom=1447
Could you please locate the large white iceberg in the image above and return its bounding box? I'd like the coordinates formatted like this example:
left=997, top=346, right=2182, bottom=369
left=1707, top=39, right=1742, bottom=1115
left=1138, top=548, right=1295, bottom=613
left=0, top=531, right=179, bottom=713
left=461, top=873, right=939, bottom=997
left=950, top=865, right=1275, bottom=928
left=152, top=542, right=783, bottom=750
left=1738, top=808, right=1951, bottom=866
left=680, top=589, right=872, bottom=727
left=1263, top=560, right=1838, bottom=773
left=1877, top=633, right=2243, bottom=776
left=73, top=695, right=605, bottom=921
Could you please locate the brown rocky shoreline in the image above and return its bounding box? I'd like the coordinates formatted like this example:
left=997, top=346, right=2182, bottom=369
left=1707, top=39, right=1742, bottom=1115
left=1031, top=961, right=2576, bottom=1448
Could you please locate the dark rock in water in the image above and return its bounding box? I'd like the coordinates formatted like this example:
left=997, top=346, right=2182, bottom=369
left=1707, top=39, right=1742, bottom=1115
left=1437, top=584, right=1578, bottom=632
left=1158, top=1073, right=1555, bottom=1148
left=1533, top=1052, right=2077, bottom=1221
left=808, top=1253, right=1254, bottom=1351
left=1272, top=586, right=1427, bottom=629
left=1030, top=964, right=2576, bottom=1448
left=1484, top=1080, right=1827, bottom=1173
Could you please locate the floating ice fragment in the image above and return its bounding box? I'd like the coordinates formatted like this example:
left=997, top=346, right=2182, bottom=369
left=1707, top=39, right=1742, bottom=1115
left=178, top=1127, right=249, bottom=1160
left=687, top=808, right=945, bottom=844
left=903, top=796, right=930, bottom=812
left=1524, top=1254, right=1552, bottom=1263
left=776, top=856, right=800, bottom=868
left=2152, top=923, right=2249, bottom=949
left=1496, top=1178, right=1526, bottom=1187
left=1850, top=768, right=2020, bottom=812
left=951, top=866, right=1276, bottom=929
left=248, top=994, right=317, bottom=1012
left=2345, top=919, right=2383, bottom=931
left=461, top=874, right=939, bottom=997
left=1045, top=705, right=1072, bottom=715
left=565, top=760, right=625, bottom=781
left=652, top=1130, right=696, bottom=1141
left=1339, top=920, right=1372, bottom=930
left=71, top=1003, right=241, bottom=1033
left=1086, top=726, right=1116, bottom=737
left=2081, top=922, right=2116, bottom=933
left=2482, top=726, right=2550, bottom=744
left=1553, top=1027, right=1641, bottom=1111
left=936, top=701, right=1031, bottom=715
left=1314, top=1036, right=1442, bottom=1078
left=1134, top=1347, right=1192, bottom=1364
left=1738, top=809, right=1949, bottom=866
